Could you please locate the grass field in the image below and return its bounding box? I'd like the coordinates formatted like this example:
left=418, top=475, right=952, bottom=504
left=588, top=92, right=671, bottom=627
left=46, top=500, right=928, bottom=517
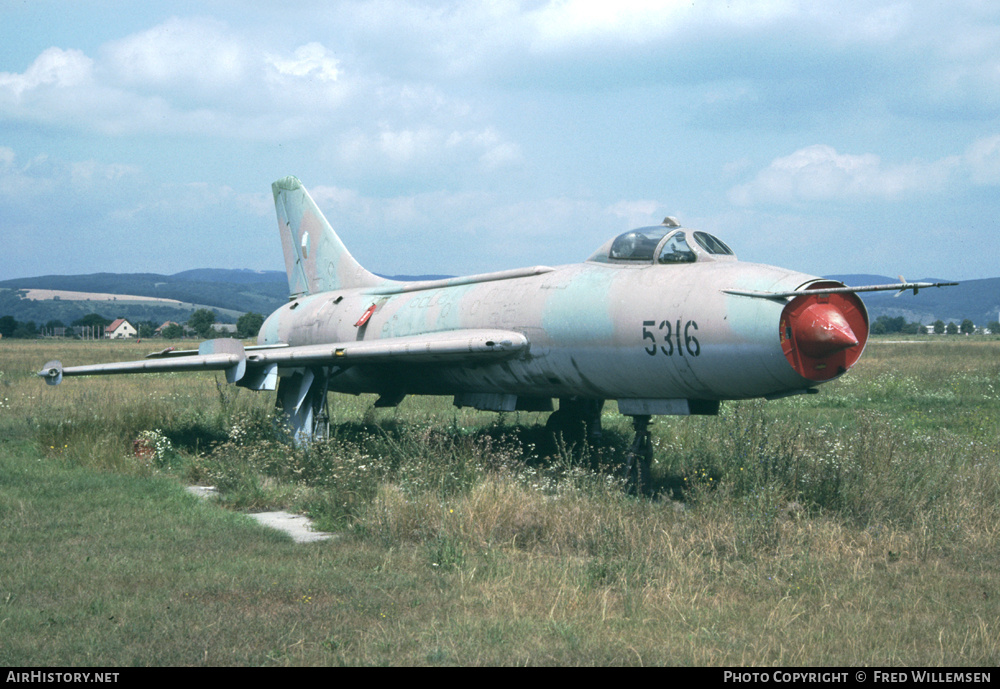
left=1, top=337, right=998, bottom=666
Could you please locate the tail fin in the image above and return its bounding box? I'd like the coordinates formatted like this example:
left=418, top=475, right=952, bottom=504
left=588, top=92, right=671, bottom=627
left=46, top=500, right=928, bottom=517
left=272, top=176, right=387, bottom=296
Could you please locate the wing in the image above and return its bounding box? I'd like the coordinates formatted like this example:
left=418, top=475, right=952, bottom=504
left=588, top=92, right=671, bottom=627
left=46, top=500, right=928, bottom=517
left=38, top=330, right=529, bottom=387
left=723, top=280, right=958, bottom=300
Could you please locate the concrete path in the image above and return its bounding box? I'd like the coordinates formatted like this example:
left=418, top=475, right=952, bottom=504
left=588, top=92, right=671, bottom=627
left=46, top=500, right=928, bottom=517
left=186, top=486, right=335, bottom=543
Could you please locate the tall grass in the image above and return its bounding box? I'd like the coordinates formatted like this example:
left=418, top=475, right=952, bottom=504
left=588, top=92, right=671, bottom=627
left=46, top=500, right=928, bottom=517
left=2, top=337, right=998, bottom=664
left=6, top=338, right=998, bottom=558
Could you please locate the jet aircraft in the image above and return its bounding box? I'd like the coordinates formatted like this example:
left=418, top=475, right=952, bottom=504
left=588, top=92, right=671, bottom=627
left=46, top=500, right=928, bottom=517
left=39, top=176, right=956, bottom=490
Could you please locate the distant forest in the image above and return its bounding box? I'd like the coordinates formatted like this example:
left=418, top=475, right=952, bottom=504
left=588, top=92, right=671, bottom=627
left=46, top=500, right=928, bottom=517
left=0, top=270, right=288, bottom=331
left=0, top=271, right=288, bottom=315
left=0, top=290, right=231, bottom=330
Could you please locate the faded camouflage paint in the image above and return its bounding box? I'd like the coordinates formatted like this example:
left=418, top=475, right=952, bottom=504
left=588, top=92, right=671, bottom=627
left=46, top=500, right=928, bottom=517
left=273, top=176, right=388, bottom=295
left=260, top=180, right=836, bottom=403
left=41, top=176, right=956, bottom=444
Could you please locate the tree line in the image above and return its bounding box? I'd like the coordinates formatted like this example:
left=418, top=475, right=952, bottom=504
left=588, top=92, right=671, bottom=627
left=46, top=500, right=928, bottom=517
left=0, top=309, right=264, bottom=340
left=870, top=315, right=999, bottom=335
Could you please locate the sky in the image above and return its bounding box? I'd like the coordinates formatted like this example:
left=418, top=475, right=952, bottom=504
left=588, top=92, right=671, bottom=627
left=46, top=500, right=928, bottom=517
left=2, top=0, right=999, bottom=283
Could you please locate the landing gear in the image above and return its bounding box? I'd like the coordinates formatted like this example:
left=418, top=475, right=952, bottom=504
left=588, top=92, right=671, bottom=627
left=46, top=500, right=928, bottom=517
left=544, top=401, right=654, bottom=494
left=275, top=366, right=332, bottom=444
left=622, top=415, right=653, bottom=495
left=545, top=398, right=605, bottom=447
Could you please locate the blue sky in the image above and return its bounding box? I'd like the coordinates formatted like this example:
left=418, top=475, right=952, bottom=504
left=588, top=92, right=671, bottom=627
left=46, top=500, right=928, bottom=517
left=2, top=1, right=999, bottom=282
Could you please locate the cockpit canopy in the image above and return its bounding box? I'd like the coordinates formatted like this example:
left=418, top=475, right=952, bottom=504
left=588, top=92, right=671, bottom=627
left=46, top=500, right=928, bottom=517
left=588, top=220, right=737, bottom=265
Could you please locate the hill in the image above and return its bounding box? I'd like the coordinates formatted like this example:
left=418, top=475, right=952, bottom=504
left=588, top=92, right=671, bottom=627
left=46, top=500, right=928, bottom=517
left=828, top=274, right=1000, bottom=327
left=0, top=269, right=450, bottom=327
left=0, top=271, right=288, bottom=317
left=0, top=270, right=287, bottom=326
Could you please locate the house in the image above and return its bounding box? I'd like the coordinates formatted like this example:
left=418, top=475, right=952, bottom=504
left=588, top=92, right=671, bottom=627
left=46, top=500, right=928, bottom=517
left=105, top=318, right=137, bottom=339
left=155, top=321, right=196, bottom=338
left=155, top=321, right=179, bottom=336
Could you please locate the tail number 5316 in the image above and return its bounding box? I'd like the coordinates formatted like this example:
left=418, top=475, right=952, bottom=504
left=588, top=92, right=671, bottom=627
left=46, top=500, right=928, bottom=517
left=642, top=320, right=700, bottom=357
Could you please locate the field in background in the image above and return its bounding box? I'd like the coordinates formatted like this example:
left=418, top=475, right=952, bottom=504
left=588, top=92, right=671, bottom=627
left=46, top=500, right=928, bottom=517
left=1, top=338, right=998, bottom=666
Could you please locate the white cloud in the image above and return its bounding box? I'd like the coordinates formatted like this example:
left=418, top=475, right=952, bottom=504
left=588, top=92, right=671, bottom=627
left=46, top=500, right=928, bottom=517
left=446, top=128, right=523, bottom=169
left=827, top=3, right=911, bottom=44
left=309, top=185, right=362, bottom=209
left=0, top=13, right=513, bottom=184
left=266, top=43, right=340, bottom=82
left=0, top=25, right=251, bottom=136
left=964, top=135, right=1000, bottom=186
left=529, top=0, right=689, bottom=47
left=0, top=20, right=356, bottom=138
left=527, top=0, right=803, bottom=50
left=0, top=47, right=93, bottom=98
left=68, top=160, right=139, bottom=187
left=0, top=147, right=141, bottom=201
left=731, top=134, right=1000, bottom=207
left=0, top=154, right=46, bottom=199
left=101, top=17, right=248, bottom=91
left=606, top=199, right=663, bottom=227
left=337, top=125, right=522, bottom=174
left=378, top=128, right=437, bottom=165
left=728, top=144, right=961, bottom=205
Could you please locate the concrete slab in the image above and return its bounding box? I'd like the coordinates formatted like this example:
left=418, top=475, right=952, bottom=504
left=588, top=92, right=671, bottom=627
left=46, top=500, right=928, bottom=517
left=248, top=511, right=336, bottom=543
left=186, top=485, right=218, bottom=499
left=185, top=485, right=335, bottom=543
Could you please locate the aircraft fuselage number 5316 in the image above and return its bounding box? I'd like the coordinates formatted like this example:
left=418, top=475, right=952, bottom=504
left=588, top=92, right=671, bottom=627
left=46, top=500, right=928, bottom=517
left=642, top=320, right=700, bottom=357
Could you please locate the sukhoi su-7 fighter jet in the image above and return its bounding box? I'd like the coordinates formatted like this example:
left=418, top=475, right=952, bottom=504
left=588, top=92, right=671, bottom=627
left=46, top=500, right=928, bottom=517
left=40, top=176, right=955, bottom=489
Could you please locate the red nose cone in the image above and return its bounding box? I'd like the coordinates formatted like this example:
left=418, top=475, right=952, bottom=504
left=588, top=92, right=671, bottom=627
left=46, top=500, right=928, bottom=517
left=781, top=286, right=869, bottom=382
left=793, top=302, right=859, bottom=358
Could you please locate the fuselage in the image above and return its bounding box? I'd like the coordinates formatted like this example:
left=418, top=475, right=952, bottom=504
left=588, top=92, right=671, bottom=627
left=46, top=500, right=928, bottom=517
left=258, top=257, right=859, bottom=404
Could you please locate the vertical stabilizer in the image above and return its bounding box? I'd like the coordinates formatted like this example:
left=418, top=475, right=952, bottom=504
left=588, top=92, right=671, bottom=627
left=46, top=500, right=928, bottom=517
left=272, top=176, right=387, bottom=296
